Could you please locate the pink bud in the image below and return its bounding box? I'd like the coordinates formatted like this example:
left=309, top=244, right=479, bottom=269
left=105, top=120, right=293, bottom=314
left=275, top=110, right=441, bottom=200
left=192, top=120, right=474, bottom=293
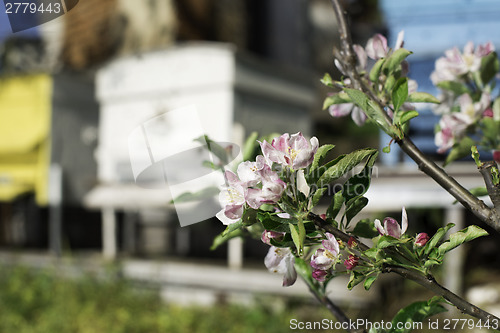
left=312, top=269, right=328, bottom=282
left=415, top=233, right=430, bottom=247
left=493, top=150, right=500, bottom=164
left=344, top=255, right=359, bottom=270
left=483, top=108, right=494, bottom=118
left=261, top=230, right=285, bottom=245
left=347, top=237, right=358, bottom=248
left=320, top=214, right=327, bottom=220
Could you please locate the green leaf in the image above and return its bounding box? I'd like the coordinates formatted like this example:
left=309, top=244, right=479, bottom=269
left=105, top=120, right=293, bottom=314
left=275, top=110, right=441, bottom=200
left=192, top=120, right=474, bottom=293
left=344, top=89, right=392, bottom=132
left=377, top=235, right=401, bottom=249
left=493, top=97, right=500, bottom=121
left=289, top=221, right=305, bottom=255
left=406, top=92, right=440, bottom=104
left=294, top=257, right=314, bottom=286
left=311, top=187, right=328, bottom=208
left=392, top=77, right=409, bottom=114
left=242, top=131, right=259, bottom=161
left=389, top=297, right=447, bottom=333
left=258, top=212, right=291, bottom=233
left=424, top=223, right=455, bottom=256
left=480, top=51, right=499, bottom=85
left=382, top=145, right=391, bottom=153
left=347, top=271, right=365, bottom=290
left=369, top=58, right=386, bottom=83
left=222, top=220, right=244, bottom=238
left=327, top=190, right=344, bottom=220
left=241, top=208, right=258, bottom=226
left=345, top=196, right=369, bottom=226
left=321, top=73, right=334, bottom=87
left=171, top=186, right=220, bottom=203
left=482, top=117, right=500, bottom=142
left=317, top=148, right=378, bottom=187
left=444, top=136, right=476, bottom=166
left=364, top=274, right=378, bottom=291
left=469, top=186, right=489, bottom=198
left=323, top=92, right=352, bottom=109
left=195, top=135, right=230, bottom=165
left=436, top=81, right=470, bottom=95
left=399, top=110, right=419, bottom=125
left=438, top=225, right=488, bottom=256
left=352, top=219, right=379, bottom=238
left=382, top=48, right=412, bottom=75
left=308, top=144, right=335, bottom=182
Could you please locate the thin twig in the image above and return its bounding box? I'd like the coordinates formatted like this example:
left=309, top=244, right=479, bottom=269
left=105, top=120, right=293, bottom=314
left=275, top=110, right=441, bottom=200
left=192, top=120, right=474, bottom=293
left=329, top=0, right=500, bottom=233
left=478, top=161, right=500, bottom=216
left=308, top=212, right=500, bottom=323
left=305, top=280, right=366, bottom=333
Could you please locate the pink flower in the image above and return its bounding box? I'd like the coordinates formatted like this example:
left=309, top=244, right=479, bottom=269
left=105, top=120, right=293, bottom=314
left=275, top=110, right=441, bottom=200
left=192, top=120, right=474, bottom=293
left=236, top=155, right=266, bottom=186
left=415, top=233, right=430, bottom=247
left=483, top=108, right=494, bottom=118
left=216, top=170, right=246, bottom=225
left=374, top=207, right=408, bottom=239
left=329, top=103, right=367, bottom=126
left=312, top=269, right=328, bottom=282
left=261, top=230, right=286, bottom=245
left=431, top=41, right=495, bottom=84
left=245, top=165, right=286, bottom=209
left=260, top=132, right=319, bottom=170
left=365, top=30, right=404, bottom=60
left=310, top=233, right=340, bottom=270
left=435, top=114, right=469, bottom=153
left=265, top=246, right=297, bottom=287
left=343, top=255, right=359, bottom=270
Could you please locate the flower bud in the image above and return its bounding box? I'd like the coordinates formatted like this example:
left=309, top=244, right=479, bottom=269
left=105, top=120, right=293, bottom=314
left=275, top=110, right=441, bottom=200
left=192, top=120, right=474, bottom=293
left=483, top=108, right=494, bottom=118
left=261, top=230, right=285, bottom=245
left=415, top=233, right=430, bottom=247
left=347, top=237, right=358, bottom=248
left=344, top=255, right=359, bottom=270
left=312, top=269, right=328, bottom=282
left=493, top=150, right=500, bottom=164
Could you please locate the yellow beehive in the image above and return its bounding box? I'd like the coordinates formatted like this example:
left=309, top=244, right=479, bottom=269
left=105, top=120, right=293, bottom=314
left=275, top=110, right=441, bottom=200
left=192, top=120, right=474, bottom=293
left=0, top=74, right=51, bottom=206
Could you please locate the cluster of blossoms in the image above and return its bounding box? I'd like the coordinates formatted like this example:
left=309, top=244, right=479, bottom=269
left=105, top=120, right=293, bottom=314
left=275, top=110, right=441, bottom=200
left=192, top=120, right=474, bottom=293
left=329, top=31, right=417, bottom=126
left=430, top=41, right=500, bottom=159
left=216, top=132, right=318, bottom=225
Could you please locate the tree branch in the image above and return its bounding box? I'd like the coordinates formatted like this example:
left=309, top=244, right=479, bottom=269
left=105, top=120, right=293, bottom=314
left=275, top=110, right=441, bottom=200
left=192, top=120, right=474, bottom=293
left=329, top=0, right=500, bottom=233
left=308, top=212, right=500, bottom=323
left=479, top=161, right=500, bottom=216
left=306, top=281, right=366, bottom=333
left=384, top=266, right=500, bottom=324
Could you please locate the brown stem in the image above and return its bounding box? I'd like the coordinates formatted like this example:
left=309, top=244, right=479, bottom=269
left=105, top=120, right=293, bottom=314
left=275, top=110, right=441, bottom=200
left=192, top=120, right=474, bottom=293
left=384, top=266, right=500, bottom=324
left=329, top=0, right=500, bottom=233
left=308, top=212, right=500, bottom=324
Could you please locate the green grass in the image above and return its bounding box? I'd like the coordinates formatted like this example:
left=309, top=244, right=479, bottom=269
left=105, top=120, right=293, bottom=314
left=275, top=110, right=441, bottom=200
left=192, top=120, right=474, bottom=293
left=0, top=265, right=333, bottom=333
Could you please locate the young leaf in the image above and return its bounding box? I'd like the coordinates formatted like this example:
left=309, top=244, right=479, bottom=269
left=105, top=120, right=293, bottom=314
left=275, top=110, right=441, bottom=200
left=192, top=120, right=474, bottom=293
left=399, top=110, right=419, bottom=125
left=345, top=196, right=369, bottom=226
left=311, top=187, right=328, bottom=208
left=389, top=297, right=447, bottom=333
left=377, top=235, right=401, bottom=249
left=321, top=73, right=334, bottom=87
left=369, top=58, right=385, bottom=83
left=392, top=77, right=409, bottom=114
left=438, top=225, right=488, bottom=256
left=323, top=92, right=352, bottom=109
left=424, top=223, right=455, bottom=256
left=308, top=144, right=335, bottom=179
left=352, top=219, right=379, bottom=238
left=444, top=136, right=476, bottom=166
left=289, top=222, right=305, bottom=255
left=364, top=274, right=378, bottom=291
left=406, top=92, right=440, bottom=104
left=317, top=148, right=378, bottom=187
left=211, top=228, right=243, bottom=250
left=327, top=190, right=345, bottom=220
left=382, top=48, right=412, bottom=75
left=222, top=220, right=244, bottom=237
left=347, top=271, right=365, bottom=290
left=294, top=257, right=315, bottom=286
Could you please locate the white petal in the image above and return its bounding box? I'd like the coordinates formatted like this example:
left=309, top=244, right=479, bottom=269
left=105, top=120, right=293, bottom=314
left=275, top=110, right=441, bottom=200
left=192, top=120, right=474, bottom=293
left=401, top=207, right=408, bottom=235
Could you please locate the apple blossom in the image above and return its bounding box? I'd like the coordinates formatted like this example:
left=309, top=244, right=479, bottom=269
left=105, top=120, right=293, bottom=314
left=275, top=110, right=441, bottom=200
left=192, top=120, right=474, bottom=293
left=216, top=170, right=247, bottom=225
left=374, top=207, right=408, bottom=239
left=310, top=233, right=340, bottom=271
left=260, top=132, right=319, bottom=170
left=236, top=155, right=266, bottom=186
left=312, top=269, right=328, bottom=282
left=264, top=246, right=297, bottom=287
left=261, top=230, right=286, bottom=245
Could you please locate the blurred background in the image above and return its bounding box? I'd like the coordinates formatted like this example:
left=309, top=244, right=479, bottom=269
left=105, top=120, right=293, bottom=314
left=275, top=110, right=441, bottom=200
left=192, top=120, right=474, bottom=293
left=0, top=0, right=499, bottom=332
